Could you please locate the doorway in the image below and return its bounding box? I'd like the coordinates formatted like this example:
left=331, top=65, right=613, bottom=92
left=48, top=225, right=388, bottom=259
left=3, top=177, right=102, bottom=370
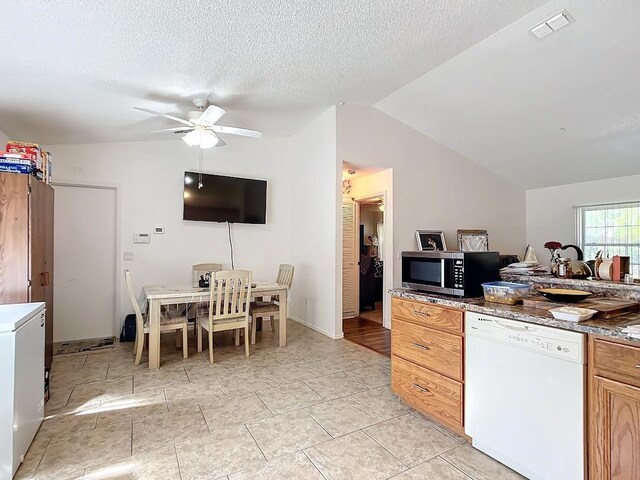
left=53, top=184, right=118, bottom=342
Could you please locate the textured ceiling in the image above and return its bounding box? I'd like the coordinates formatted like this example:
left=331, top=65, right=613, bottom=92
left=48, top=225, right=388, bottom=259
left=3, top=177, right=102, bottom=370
left=376, top=0, right=640, bottom=188
left=0, top=0, right=545, bottom=144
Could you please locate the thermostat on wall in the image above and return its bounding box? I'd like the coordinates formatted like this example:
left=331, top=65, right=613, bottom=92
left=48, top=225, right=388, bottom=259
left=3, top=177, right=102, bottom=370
left=134, top=233, right=150, bottom=244
left=154, top=226, right=165, bottom=234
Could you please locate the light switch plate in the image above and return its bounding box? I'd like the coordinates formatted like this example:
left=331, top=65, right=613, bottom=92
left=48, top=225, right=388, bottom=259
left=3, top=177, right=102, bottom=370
left=134, top=233, right=150, bottom=244
left=123, top=252, right=134, bottom=261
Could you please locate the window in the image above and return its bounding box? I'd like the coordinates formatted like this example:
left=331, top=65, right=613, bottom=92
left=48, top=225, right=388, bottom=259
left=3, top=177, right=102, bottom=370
left=577, top=202, right=640, bottom=277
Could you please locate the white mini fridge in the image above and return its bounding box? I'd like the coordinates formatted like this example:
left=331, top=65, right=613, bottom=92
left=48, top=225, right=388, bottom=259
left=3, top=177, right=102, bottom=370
left=0, top=302, right=46, bottom=479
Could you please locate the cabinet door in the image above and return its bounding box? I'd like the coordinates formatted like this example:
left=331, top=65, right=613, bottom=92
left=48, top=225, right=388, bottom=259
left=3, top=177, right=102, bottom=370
left=29, top=179, right=54, bottom=369
left=0, top=173, right=29, bottom=303
left=591, top=376, right=640, bottom=480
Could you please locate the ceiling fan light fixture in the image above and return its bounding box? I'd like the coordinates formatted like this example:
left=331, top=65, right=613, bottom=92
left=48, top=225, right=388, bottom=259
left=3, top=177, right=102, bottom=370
left=182, top=129, right=201, bottom=147
left=199, top=130, right=220, bottom=149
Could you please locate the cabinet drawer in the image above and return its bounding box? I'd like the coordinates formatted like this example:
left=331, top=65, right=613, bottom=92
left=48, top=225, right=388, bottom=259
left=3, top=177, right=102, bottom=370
left=593, top=338, right=640, bottom=385
left=392, top=318, right=463, bottom=381
left=392, top=355, right=462, bottom=430
left=392, top=297, right=463, bottom=333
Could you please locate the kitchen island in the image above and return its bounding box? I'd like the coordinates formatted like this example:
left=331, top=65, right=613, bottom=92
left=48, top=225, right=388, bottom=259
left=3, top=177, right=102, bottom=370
left=389, top=286, right=640, bottom=480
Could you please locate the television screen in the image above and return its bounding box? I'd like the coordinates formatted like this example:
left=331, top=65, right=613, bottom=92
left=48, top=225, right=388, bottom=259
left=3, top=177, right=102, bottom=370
left=183, top=171, right=267, bottom=224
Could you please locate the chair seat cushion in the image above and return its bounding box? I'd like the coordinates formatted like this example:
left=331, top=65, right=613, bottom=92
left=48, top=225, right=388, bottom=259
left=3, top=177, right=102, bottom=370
left=251, top=300, right=279, bottom=315
left=143, top=312, right=188, bottom=328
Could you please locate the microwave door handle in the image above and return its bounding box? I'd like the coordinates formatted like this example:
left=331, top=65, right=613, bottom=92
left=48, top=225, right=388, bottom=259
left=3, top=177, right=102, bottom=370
left=440, top=259, right=446, bottom=289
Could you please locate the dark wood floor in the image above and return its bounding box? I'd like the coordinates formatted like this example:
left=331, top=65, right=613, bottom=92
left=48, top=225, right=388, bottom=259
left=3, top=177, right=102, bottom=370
left=343, top=317, right=391, bottom=357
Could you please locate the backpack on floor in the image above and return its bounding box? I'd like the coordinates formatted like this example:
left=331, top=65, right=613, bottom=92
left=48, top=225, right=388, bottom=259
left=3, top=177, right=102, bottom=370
left=120, top=314, right=137, bottom=342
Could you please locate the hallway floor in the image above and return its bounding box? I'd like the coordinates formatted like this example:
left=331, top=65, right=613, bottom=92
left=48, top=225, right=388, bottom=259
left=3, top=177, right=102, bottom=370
left=343, top=316, right=391, bottom=357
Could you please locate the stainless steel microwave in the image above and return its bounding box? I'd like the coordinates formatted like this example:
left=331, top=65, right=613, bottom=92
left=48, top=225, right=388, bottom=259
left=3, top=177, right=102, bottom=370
left=401, top=251, right=500, bottom=297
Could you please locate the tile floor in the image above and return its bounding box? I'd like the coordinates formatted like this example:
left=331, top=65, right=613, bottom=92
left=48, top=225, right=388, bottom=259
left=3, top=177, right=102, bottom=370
left=17, top=320, right=524, bottom=480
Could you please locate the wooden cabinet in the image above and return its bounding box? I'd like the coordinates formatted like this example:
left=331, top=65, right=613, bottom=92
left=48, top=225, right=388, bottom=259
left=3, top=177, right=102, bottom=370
left=391, top=297, right=465, bottom=435
left=0, top=173, right=54, bottom=370
left=589, top=336, right=640, bottom=480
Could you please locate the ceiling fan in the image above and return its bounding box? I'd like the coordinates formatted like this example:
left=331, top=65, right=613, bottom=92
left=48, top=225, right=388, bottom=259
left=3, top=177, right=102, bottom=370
left=134, top=98, right=262, bottom=149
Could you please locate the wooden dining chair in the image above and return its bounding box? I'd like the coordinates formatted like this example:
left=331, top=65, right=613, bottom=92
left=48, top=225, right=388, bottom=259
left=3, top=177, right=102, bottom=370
left=196, top=270, right=252, bottom=363
left=192, top=263, right=223, bottom=287
left=124, top=269, right=190, bottom=366
left=250, top=264, right=294, bottom=344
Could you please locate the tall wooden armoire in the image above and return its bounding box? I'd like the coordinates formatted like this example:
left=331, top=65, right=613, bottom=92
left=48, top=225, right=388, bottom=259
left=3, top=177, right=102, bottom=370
left=0, top=172, right=54, bottom=370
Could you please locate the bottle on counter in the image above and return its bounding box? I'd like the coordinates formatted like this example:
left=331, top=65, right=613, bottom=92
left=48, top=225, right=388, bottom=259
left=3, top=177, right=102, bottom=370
left=557, top=257, right=572, bottom=278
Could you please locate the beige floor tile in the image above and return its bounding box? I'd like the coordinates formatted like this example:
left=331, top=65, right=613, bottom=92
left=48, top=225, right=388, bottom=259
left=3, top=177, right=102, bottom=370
left=391, top=456, right=470, bottom=479
left=38, top=404, right=98, bottom=440
left=175, top=425, right=266, bottom=479
left=164, top=381, right=227, bottom=410
left=106, top=360, right=150, bottom=379
left=364, top=414, right=459, bottom=467
left=13, top=435, right=49, bottom=480
left=307, top=342, right=350, bottom=356
left=133, top=368, right=189, bottom=393
left=304, top=430, right=406, bottom=479
left=218, top=369, right=279, bottom=397
left=228, top=351, right=279, bottom=371
left=183, top=361, right=236, bottom=383
left=246, top=410, right=331, bottom=460
left=200, top=393, right=272, bottom=430
left=37, top=420, right=132, bottom=477
left=66, top=376, right=134, bottom=409
left=256, top=382, right=323, bottom=414
left=342, top=349, right=389, bottom=368
left=353, top=386, right=411, bottom=419
left=346, top=364, right=391, bottom=388
left=83, top=445, right=181, bottom=480
left=132, top=405, right=209, bottom=453
left=50, top=364, right=108, bottom=389
left=269, top=346, right=317, bottom=365
left=263, top=361, right=318, bottom=385
left=440, top=444, right=525, bottom=480
left=305, top=396, right=384, bottom=437
left=229, top=451, right=324, bottom=480
left=411, top=411, right=468, bottom=444
left=305, top=354, right=357, bottom=376
left=51, top=354, right=87, bottom=372
left=304, top=372, right=368, bottom=400
left=97, top=389, right=168, bottom=425
left=45, top=385, right=74, bottom=413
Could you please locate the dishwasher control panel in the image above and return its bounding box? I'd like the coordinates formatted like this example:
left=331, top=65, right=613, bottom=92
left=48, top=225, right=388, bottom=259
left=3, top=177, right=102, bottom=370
left=466, top=312, right=586, bottom=363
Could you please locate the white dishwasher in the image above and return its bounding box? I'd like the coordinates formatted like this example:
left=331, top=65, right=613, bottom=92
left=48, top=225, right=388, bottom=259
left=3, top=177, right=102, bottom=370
left=465, top=312, right=585, bottom=480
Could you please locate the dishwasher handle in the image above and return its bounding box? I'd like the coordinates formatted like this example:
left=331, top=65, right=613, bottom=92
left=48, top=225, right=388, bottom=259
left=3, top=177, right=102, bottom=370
left=495, top=319, right=533, bottom=332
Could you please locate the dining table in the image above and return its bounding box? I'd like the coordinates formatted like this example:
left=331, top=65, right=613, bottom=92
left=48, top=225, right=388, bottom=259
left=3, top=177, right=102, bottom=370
left=141, top=281, right=288, bottom=369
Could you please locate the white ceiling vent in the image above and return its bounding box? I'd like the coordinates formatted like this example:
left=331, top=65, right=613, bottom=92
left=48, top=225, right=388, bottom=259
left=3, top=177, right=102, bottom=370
left=531, top=10, right=573, bottom=39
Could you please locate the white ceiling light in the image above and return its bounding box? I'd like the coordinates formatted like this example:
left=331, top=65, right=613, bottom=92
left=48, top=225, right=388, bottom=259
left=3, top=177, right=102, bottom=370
left=531, top=10, right=573, bottom=39
left=181, top=129, right=221, bottom=149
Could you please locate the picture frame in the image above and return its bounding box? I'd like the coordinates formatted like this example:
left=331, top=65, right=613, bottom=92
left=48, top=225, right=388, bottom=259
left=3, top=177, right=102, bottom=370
left=415, top=230, right=447, bottom=251
left=457, top=229, right=489, bottom=252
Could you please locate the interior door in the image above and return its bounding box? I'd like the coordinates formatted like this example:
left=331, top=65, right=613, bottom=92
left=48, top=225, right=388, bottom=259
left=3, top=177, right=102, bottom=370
left=53, top=185, right=117, bottom=342
left=342, top=199, right=356, bottom=318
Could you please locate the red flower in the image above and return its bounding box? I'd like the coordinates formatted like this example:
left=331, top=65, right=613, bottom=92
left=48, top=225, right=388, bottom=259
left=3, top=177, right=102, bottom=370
left=544, top=241, right=562, bottom=250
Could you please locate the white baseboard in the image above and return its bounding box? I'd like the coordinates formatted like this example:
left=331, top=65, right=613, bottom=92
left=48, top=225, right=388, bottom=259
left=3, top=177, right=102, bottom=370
left=289, top=315, right=344, bottom=340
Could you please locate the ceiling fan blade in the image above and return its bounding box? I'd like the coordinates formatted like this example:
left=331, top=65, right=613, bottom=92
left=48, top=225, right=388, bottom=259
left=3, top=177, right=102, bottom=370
left=198, top=105, right=225, bottom=124
left=214, top=137, right=226, bottom=147
left=150, top=127, right=193, bottom=133
left=210, top=125, right=263, bottom=138
left=133, top=106, right=193, bottom=126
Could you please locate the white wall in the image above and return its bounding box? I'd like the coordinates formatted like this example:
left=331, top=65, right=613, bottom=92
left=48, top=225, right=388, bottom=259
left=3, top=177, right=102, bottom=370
left=0, top=128, right=9, bottom=145
left=288, top=107, right=342, bottom=338
left=526, top=174, right=640, bottom=264
left=350, top=169, right=394, bottom=328
left=338, top=105, right=526, bottom=289
left=46, top=136, right=295, bottom=330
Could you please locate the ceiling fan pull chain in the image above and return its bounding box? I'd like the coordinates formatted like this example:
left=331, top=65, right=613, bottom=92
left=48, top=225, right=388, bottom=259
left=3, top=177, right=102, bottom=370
left=198, top=150, right=203, bottom=189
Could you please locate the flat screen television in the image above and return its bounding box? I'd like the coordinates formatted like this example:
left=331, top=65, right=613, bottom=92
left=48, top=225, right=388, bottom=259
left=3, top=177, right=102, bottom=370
left=183, top=171, right=267, bottom=224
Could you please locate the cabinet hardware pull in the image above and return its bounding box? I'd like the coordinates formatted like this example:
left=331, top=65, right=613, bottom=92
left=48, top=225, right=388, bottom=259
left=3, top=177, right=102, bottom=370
left=412, top=343, right=430, bottom=351
left=636, top=364, right=640, bottom=368
left=413, top=310, right=431, bottom=317
left=412, top=383, right=429, bottom=393
left=41, top=272, right=50, bottom=287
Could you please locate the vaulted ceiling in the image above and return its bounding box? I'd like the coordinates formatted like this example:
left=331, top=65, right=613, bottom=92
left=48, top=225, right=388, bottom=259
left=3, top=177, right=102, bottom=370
left=0, top=0, right=545, bottom=144
left=376, top=0, right=640, bottom=188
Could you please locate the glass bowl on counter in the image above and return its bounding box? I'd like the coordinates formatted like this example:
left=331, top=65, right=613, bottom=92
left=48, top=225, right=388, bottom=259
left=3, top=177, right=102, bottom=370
left=481, top=281, right=532, bottom=305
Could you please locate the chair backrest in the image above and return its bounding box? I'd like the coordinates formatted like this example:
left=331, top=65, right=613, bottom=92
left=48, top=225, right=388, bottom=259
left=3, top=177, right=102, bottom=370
left=276, top=264, right=295, bottom=288
left=124, top=269, right=145, bottom=333
left=192, top=263, right=223, bottom=287
left=209, top=270, right=252, bottom=321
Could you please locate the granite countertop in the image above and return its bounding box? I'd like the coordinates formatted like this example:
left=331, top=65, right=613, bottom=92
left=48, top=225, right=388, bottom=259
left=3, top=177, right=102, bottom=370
left=390, top=288, right=640, bottom=343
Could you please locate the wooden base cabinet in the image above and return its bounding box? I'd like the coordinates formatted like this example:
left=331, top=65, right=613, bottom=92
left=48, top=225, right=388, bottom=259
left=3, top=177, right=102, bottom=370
left=589, top=336, right=640, bottom=480
left=391, top=297, right=466, bottom=436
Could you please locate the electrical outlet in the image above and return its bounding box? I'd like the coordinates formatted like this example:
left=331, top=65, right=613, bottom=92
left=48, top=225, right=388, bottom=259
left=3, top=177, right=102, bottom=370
left=123, top=252, right=134, bottom=261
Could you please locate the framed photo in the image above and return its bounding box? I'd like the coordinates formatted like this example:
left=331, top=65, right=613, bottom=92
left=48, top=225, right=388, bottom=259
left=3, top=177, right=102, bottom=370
left=457, top=229, right=489, bottom=252
left=415, top=230, right=447, bottom=251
